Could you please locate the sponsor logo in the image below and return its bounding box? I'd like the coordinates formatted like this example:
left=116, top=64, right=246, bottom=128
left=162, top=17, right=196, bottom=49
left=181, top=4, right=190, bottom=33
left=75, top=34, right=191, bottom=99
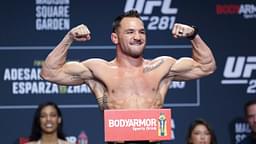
left=124, top=0, right=178, bottom=30
left=158, top=112, right=167, bottom=136
left=109, top=118, right=157, bottom=128
left=221, top=56, right=256, bottom=94
left=216, top=4, right=256, bottom=19
left=104, top=109, right=173, bottom=141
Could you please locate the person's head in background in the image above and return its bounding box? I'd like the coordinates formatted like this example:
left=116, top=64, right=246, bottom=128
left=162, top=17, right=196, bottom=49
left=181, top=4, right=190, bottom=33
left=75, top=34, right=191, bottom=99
left=244, top=99, right=256, bottom=135
left=28, top=101, right=66, bottom=141
left=186, top=119, right=217, bottom=144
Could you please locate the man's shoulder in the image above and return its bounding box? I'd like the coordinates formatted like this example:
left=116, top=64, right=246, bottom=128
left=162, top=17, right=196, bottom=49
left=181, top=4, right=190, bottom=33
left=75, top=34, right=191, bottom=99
left=83, top=58, right=109, bottom=64
left=146, top=56, right=176, bottom=65
left=82, top=58, right=111, bottom=68
left=152, top=56, right=175, bottom=61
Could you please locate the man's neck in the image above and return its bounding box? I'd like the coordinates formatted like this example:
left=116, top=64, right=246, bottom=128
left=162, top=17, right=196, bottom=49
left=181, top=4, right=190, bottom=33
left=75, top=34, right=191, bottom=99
left=115, top=46, right=144, bottom=68
left=115, top=56, right=143, bottom=68
left=115, top=49, right=144, bottom=66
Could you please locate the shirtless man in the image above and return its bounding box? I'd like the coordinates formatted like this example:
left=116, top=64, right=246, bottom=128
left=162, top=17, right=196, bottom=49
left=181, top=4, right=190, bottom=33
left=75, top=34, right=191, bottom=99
left=41, top=10, right=216, bottom=110
left=40, top=10, right=216, bottom=143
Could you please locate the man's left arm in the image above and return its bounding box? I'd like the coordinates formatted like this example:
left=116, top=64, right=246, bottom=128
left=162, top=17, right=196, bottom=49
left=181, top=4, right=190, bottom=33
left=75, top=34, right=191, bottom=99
left=170, top=23, right=216, bottom=80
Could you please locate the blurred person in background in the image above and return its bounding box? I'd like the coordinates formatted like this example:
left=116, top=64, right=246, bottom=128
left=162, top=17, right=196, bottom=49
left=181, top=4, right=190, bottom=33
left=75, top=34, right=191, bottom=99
left=186, top=119, right=217, bottom=144
left=26, top=101, right=73, bottom=144
left=239, top=100, right=256, bottom=144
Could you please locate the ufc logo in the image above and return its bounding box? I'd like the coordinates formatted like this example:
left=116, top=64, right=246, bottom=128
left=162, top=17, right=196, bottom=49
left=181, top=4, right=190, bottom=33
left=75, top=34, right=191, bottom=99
left=223, top=56, right=256, bottom=78
left=124, top=0, right=177, bottom=15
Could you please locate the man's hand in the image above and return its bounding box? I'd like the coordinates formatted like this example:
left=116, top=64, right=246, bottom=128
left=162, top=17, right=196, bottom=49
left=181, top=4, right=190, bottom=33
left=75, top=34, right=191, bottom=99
left=172, top=23, right=195, bottom=39
left=68, top=24, right=91, bottom=41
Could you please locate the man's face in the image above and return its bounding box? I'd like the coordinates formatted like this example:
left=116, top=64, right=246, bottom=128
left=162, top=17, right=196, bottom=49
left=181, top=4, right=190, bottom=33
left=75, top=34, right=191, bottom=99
left=247, top=104, right=256, bottom=133
left=116, top=17, right=146, bottom=58
left=40, top=105, right=61, bottom=134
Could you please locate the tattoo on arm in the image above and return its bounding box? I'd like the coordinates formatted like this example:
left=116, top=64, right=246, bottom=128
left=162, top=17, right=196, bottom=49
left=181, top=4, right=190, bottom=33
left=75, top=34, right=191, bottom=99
left=70, top=75, right=81, bottom=81
left=143, top=59, right=164, bottom=73
left=96, top=95, right=108, bottom=110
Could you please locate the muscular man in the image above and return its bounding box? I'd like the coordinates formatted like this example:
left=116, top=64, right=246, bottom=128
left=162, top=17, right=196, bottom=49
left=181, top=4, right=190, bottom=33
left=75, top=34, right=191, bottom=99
left=40, top=10, right=216, bottom=143
left=41, top=10, right=216, bottom=110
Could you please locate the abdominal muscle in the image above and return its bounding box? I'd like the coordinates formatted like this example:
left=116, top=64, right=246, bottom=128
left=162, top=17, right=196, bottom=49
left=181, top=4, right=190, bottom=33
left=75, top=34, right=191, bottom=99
left=105, top=90, right=163, bottom=109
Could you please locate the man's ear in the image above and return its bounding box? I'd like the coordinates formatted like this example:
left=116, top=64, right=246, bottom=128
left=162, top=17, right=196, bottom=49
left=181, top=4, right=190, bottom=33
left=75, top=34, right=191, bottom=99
left=111, top=32, right=118, bottom=44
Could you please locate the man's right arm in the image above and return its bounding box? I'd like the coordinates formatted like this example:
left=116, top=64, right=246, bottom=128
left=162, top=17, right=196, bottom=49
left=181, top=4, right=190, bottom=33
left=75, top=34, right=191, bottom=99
left=40, top=24, right=92, bottom=85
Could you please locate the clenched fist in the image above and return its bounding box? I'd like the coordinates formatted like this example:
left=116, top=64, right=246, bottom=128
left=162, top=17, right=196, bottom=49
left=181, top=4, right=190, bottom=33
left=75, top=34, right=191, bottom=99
left=68, top=24, right=91, bottom=41
left=172, top=23, right=197, bottom=39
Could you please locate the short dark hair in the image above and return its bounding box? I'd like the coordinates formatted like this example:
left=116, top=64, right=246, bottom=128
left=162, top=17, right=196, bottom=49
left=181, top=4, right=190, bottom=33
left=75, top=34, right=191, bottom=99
left=28, top=101, right=66, bottom=141
left=244, top=99, right=256, bottom=117
left=186, top=119, right=218, bottom=144
left=112, top=9, right=142, bottom=33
